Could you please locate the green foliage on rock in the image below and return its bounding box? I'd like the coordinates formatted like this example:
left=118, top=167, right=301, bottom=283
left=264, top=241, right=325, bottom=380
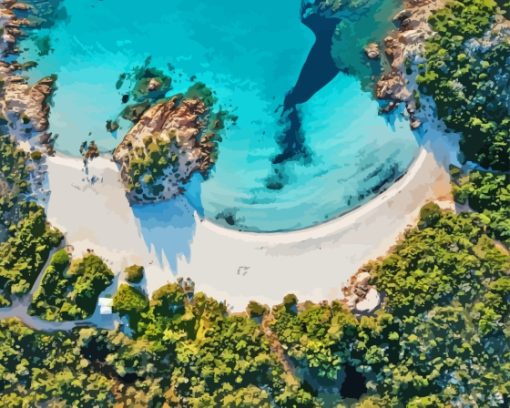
left=30, top=252, right=114, bottom=321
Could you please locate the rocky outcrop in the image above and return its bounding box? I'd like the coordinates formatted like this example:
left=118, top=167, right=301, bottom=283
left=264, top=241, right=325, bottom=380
left=343, top=269, right=382, bottom=315
left=0, top=0, right=56, bottom=152
left=1, top=74, right=56, bottom=132
left=376, top=71, right=411, bottom=101
left=375, top=0, right=447, bottom=129
left=113, top=95, right=222, bottom=203
left=0, top=1, right=32, bottom=55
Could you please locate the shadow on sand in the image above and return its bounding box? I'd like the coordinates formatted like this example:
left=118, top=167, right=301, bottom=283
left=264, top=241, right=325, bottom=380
left=131, top=175, right=204, bottom=273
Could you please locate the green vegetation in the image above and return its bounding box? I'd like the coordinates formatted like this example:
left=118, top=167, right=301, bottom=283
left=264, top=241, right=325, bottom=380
left=1, top=2, right=509, bottom=404
left=150, top=282, right=186, bottom=316
left=272, top=301, right=358, bottom=383
left=246, top=300, right=269, bottom=319
left=124, top=264, right=144, bottom=283
left=452, top=168, right=510, bottom=246
left=123, top=131, right=176, bottom=195
left=0, top=136, right=62, bottom=306
left=113, top=284, right=149, bottom=318
left=0, top=131, right=508, bottom=405
left=1, top=177, right=509, bottom=405
left=416, top=0, right=510, bottom=170
left=30, top=252, right=114, bottom=321
left=0, top=135, right=29, bottom=225
left=0, top=319, right=115, bottom=406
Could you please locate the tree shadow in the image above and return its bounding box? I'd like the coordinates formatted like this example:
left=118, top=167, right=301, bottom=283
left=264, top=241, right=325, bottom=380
left=131, top=175, right=204, bottom=273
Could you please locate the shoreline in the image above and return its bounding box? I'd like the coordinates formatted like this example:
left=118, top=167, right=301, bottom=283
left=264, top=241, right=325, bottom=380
left=1, top=0, right=458, bottom=311
left=44, top=106, right=457, bottom=310
left=200, top=148, right=428, bottom=241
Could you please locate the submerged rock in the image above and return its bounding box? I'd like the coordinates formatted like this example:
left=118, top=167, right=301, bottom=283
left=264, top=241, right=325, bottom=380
left=364, top=42, right=380, bottom=59
left=105, top=119, right=119, bottom=133
left=113, top=94, right=223, bottom=204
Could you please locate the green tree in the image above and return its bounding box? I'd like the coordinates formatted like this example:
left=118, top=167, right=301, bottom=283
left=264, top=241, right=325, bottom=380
left=113, top=284, right=149, bottom=317
left=124, top=264, right=144, bottom=284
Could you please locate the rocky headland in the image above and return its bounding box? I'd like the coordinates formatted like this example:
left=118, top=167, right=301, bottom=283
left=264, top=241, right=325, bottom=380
left=113, top=91, right=224, bottom=204
left=375, top=0, right=448, bottom=129
left=0, top=1, right=57, bottom=151
left=0, top=1, right=59, bottom=205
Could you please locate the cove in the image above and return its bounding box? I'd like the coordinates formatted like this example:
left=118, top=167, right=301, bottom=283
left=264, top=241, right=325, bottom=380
left=20, top=0, right=420, bottom=232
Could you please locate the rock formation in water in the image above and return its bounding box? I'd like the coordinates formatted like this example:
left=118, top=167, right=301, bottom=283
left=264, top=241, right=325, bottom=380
left=0, top=1, right=57, bottom=152
left=375, top=0, right=450, bottom=129
left=113, top=92, right=223, bottom=204
left=1, top=74, right=56, bottom=133
left=364, top=42, right=380, bottom=59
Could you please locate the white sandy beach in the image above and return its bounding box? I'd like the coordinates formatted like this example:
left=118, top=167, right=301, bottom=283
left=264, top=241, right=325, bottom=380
left=44, top=114, right=457, bottom=311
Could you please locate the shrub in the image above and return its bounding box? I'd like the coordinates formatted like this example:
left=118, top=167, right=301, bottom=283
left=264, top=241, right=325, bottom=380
left=419, top=202, right=441, bottom=228
left=282, top=293, right=298, bottom=313
left=30, top=151, right=42, bottom=161
left=113, top=284, right=149, bottom=317
left=151, top=283, right=186, bottom=315
left=246, top=301, right=268, bottom=319
left=124, top=264, right=144, bottom=283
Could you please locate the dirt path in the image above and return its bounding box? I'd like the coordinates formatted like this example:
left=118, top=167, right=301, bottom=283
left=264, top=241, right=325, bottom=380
left=0, top=247, right=117, bottom=332
left=261, top=314, right=300, bottom=386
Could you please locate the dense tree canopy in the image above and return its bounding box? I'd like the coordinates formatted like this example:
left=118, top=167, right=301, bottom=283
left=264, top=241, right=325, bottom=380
left=30, top=252, right=114, bottom=321
left=0, top=136, right=62, bottom=306
left=416, top=0, right=510, bottom=170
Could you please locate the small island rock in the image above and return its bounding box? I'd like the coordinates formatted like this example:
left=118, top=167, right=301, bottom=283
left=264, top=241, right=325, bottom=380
left=113, top=94, right=223, bottom=204
left=364, top=42, right=380, bottom=59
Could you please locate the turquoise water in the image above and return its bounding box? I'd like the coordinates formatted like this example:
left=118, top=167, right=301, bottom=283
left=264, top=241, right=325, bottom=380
left=21, top=0, right=420, bottom=232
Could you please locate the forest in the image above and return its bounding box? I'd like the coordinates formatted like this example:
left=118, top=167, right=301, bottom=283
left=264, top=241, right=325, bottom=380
left=0, top=133, right=508, bottom=405
left=416, top=0, right=510, bottom=170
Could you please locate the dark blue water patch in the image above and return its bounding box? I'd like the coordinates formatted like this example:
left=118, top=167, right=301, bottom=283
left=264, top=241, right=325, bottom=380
left=272, top=106, right=310, bottom=166
left=273, top=11, right=341, bottom=165
left=284, top=13, right=341, bottom=109
left=215, top=208, right=244, bottom=228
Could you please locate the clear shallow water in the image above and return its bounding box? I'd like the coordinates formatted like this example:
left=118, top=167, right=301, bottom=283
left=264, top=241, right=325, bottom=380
left=21, top=0, right=420, bottom=232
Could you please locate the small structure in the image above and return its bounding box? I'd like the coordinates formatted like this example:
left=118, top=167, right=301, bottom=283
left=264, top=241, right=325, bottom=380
left=98, top=297, right=113, bottom=315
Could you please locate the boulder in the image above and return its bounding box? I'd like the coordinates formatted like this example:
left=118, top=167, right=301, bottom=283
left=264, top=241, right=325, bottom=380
left=364, top=42, right=380, bottom=59
left=376, top=72, right=411, bottom=101
left=355, top=288, right=381, bottom=314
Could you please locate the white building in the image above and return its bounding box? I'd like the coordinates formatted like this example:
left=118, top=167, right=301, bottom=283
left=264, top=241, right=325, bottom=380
left=98, top=297, right=113, bottom=315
